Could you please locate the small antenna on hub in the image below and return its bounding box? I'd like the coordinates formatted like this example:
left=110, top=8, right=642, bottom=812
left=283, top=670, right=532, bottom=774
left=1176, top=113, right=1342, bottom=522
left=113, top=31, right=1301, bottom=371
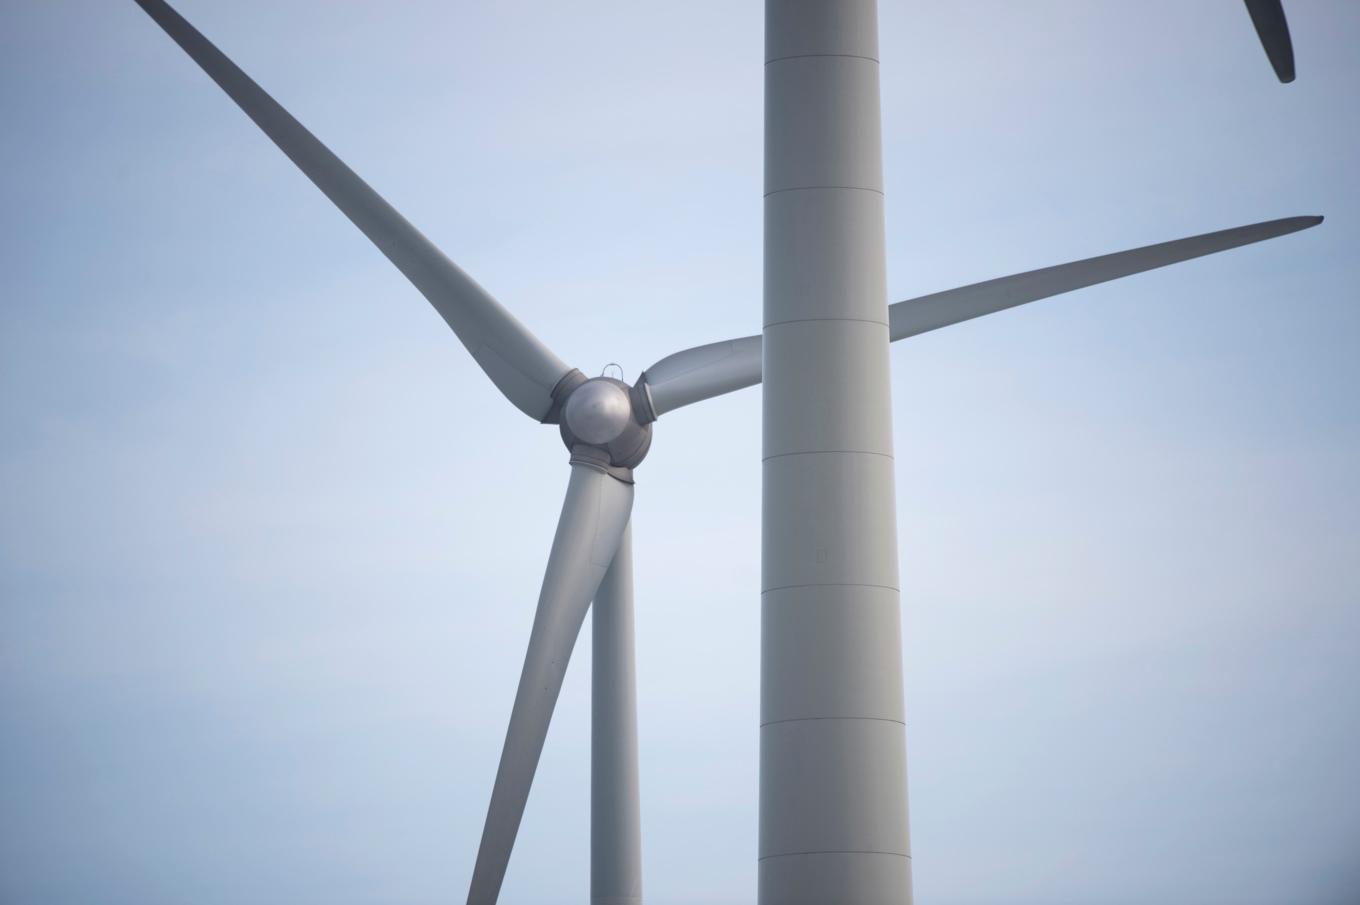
left=602, top=362, right=624, bottom=381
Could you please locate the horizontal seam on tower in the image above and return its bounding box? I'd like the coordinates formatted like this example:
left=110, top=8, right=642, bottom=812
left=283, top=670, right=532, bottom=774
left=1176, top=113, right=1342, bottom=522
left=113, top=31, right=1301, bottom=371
left=762, top=581, right=900, bottom=594
left=764, top=316, right=888, bottom=329
left=761, top=716, right=905, bottom=729
left=763, top=449, right=894, bottom=463
left=764, top=185, right=883, bottom=198
left=765, top=53, right=880, bottom=65
left=759, top=850, right=911, bottom=862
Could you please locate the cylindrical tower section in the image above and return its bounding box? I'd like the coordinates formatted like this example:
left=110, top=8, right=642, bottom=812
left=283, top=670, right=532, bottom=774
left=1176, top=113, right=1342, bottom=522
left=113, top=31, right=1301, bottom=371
left=592, top=524, right=642, bottom=905
left=761, top=2, right=911, bottom=903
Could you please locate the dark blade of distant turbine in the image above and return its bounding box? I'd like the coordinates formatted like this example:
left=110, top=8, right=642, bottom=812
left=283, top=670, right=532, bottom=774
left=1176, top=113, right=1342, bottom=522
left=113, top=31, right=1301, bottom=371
left=131, top=0, right=574, bottom=420
left=1244, top=0, right=1296, bottom=83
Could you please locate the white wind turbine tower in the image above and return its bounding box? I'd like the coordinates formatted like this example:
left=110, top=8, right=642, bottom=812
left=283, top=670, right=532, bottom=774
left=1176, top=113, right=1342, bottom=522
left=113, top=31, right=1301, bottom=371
left=131, top=1, right=1317, bottom=903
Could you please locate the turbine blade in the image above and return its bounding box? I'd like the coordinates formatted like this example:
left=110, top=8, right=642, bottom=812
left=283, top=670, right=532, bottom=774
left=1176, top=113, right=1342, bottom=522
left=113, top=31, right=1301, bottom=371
left=633, top=215, right=1322, bottom=415
left=1244, top=0, right=1296, bottom=83
left=467, top=462, right=634, bottom=905
left=131, top=0, right=573, bottom=420
left=888, top=215, right=1323, bottom=341
left=636, top=336, right=762, bottom=420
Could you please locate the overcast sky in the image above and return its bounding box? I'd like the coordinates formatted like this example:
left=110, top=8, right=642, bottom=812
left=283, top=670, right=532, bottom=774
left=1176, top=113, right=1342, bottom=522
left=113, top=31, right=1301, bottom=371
left=2, top=2, right=1358, bottom=903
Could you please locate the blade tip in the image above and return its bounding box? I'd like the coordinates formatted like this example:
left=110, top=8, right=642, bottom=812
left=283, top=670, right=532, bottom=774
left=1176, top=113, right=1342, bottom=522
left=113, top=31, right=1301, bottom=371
left=1277, top=214, right=1324, bottom=232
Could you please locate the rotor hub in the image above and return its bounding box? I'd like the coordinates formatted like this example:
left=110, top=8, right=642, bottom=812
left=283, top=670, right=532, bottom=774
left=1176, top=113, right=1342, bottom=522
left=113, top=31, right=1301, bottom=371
left=551, top=374, right=653, bottom=475
left=564, top=379, right=632, bottom=445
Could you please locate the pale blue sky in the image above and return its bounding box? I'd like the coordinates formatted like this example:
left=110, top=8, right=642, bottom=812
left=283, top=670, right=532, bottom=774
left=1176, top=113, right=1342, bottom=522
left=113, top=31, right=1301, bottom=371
left=2, top=2, right=1357, bottom=903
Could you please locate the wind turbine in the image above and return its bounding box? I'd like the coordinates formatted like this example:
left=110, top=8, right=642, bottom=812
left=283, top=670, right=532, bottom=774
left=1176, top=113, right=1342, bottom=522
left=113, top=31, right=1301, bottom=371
left=130, top=1, right=1319, bottom=903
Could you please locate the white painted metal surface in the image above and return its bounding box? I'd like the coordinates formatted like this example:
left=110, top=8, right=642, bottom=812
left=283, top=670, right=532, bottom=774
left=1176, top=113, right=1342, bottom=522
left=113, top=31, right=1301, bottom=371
left=592, top=525, right=643, bottom=905
left=761, top=1, right=911, bottom=901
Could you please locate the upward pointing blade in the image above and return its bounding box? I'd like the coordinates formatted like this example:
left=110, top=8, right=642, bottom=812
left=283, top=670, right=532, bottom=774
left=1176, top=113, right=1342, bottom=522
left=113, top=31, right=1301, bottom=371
left=468, top=463, right=634, bottom=905
left=132, top=0, right=573, bottom=420
left=1244, top=0, right=1296, bottom=83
